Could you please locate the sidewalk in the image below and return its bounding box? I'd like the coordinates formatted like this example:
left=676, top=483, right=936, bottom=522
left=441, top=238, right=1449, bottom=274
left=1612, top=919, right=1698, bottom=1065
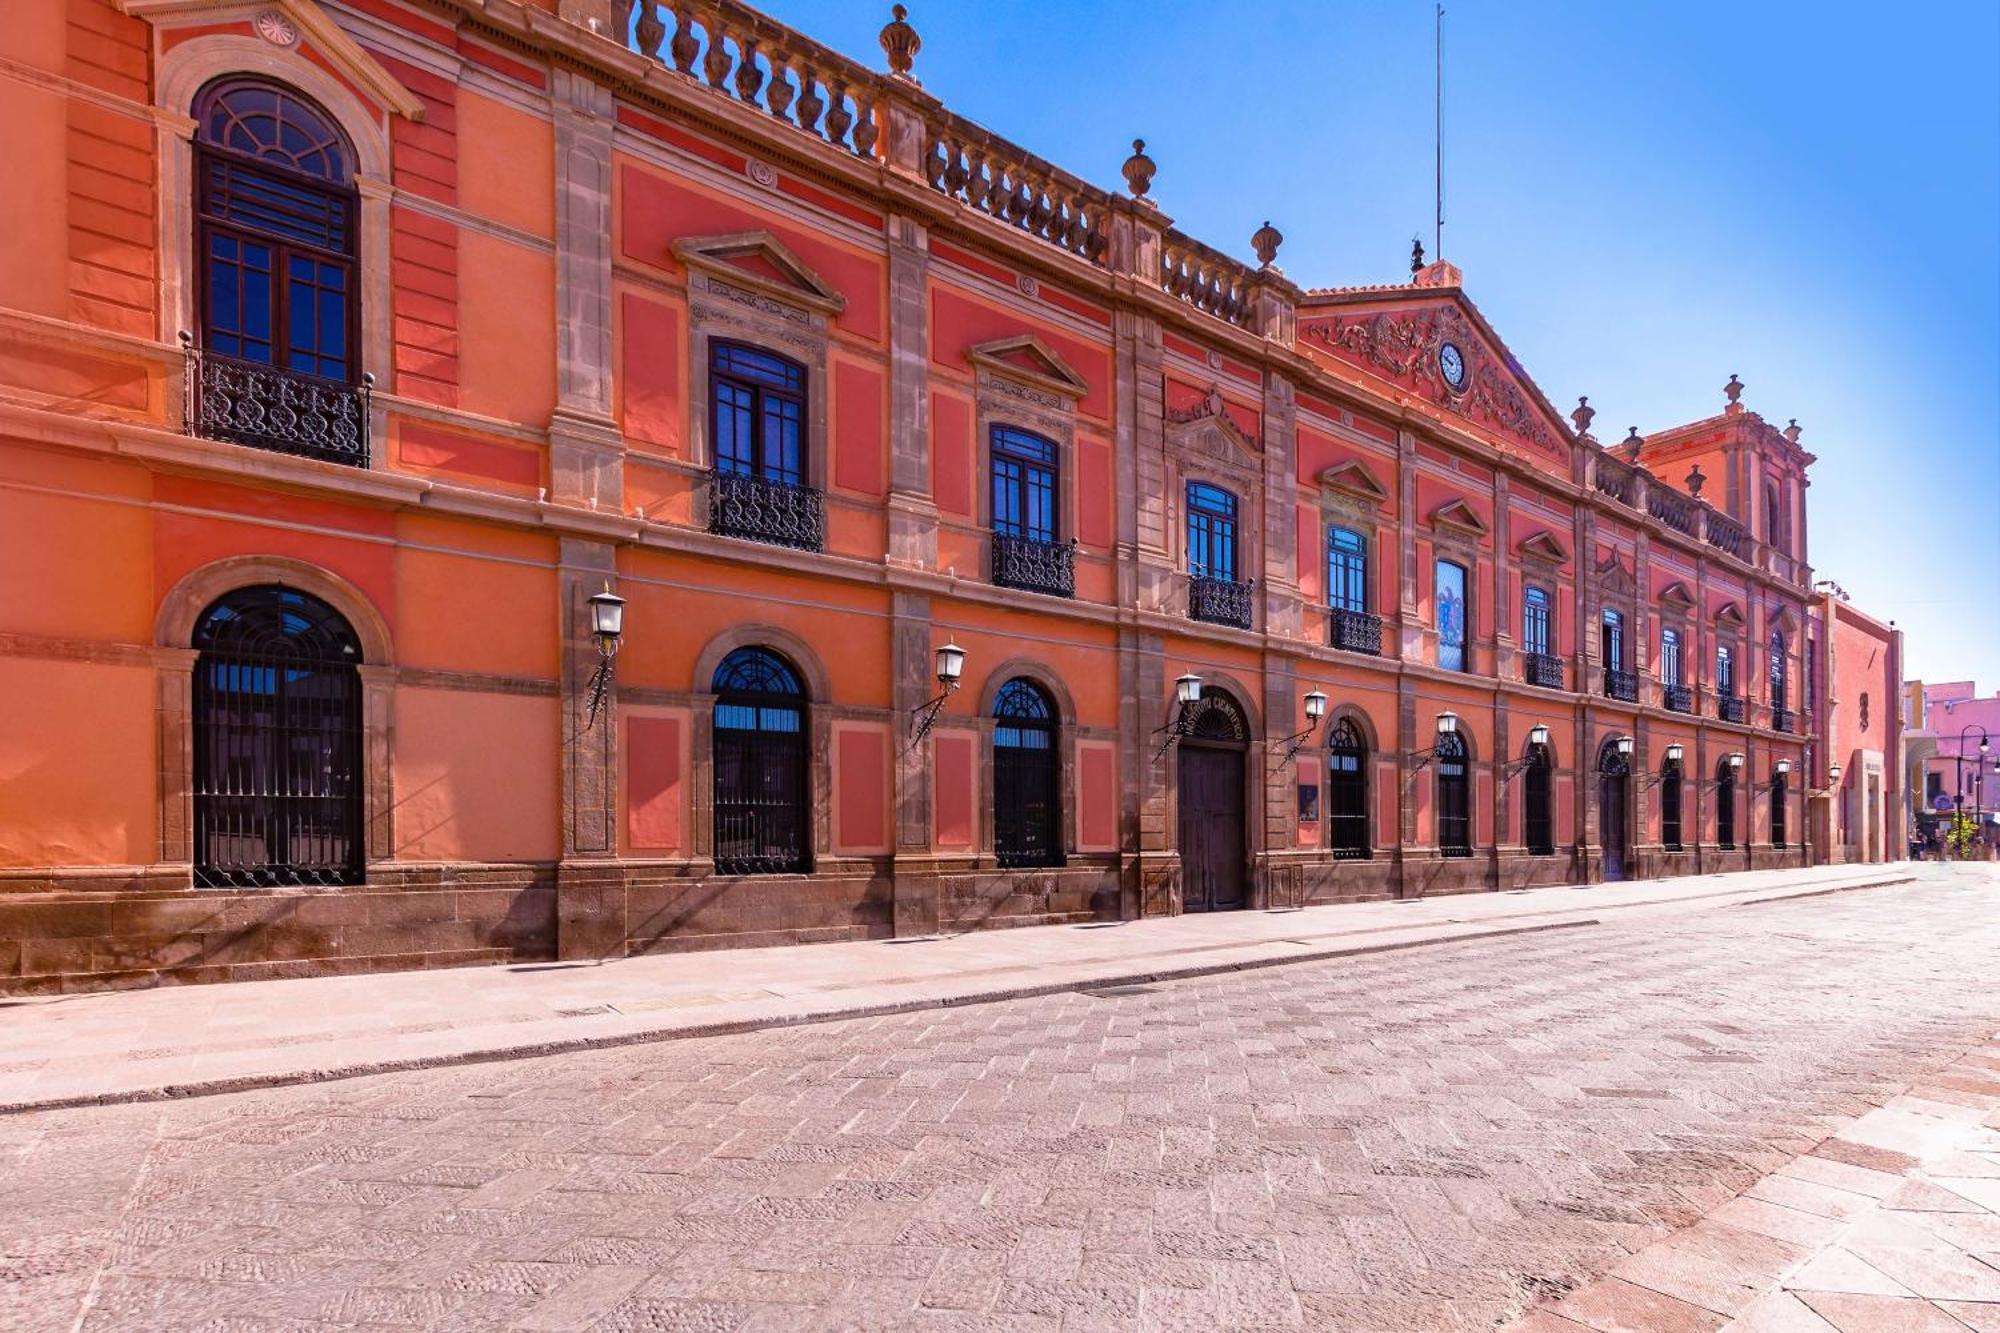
left=0, top=863, right=1917, bottom=1114
left=1509, top=1030, right=2000, bottom=1333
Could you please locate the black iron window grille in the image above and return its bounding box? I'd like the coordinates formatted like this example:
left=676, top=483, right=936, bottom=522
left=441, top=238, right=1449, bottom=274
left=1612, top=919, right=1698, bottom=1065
left=1435, top=730, right=1471, bottom=857
left=1189, top=574, right=1254, bottom=629
left=992, top=534, right=1076, bottom=598
left=709, top=470, right=825, bottom=552
left=1716, top=764, right=1737, bottom=848
left=1661, top=761, right=1685, bottom=850
left=1326, top=717, right=1370, bottom=859
left=1329, top=607, right=1382, bottom=655
left=1664, top=683, right=1693, bottom=713
left=183, top=338, right=372, bottom=465
left=1770, top=774, right=1788, bottom=847
left=1719, top=694, right=1748, bottom=724
left=1603, top=667, right=1639, bottom=702
left=993, top=679, right=1062, bottom=868
left=1772, top=707, right=1795, bottom=734
left=1523, top=745, right=1554, bottom=855
left=711, top=647, right=810, bottom=875
left=1523, top=652, right=1565, bottom=690
left=192, top=585, right=363, bottom=888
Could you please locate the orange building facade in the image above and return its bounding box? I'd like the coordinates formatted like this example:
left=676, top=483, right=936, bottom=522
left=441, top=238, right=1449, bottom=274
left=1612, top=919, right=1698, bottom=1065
left=0, top=0, right=1848, bottom=993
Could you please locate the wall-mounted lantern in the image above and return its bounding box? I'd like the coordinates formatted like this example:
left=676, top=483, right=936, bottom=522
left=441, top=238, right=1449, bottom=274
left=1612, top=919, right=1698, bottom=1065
left=583, top=583, right=626, bottom=729
left=1153, top=673, right=1207, bottom=757
left=1499, top=722, right=1553, bottom=781
left=1276, top=689, right=1330, bottom=765
left=910, top=641, right=966, bottom=745
left=1410, top=711, right=1462, bottom=771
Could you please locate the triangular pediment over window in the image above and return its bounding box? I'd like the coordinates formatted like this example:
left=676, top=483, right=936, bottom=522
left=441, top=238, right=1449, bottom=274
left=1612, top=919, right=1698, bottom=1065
left=1515, top=529, right=1569, bottom=564
left=1595, top=551, right=1637, bottom=597
left=1430, top=497, right=1489, bottom=537
left=673, top=231, right=847, bottom=315
left=121, top=0, right=425, bottom=120
left=1658, top=581, right=1696, bottom=613
left=967, top=335, right=1089, bottom=399
left=1714, top=602, right=1746, bottom=628
left=1318, top=459, right=1389, bottom=506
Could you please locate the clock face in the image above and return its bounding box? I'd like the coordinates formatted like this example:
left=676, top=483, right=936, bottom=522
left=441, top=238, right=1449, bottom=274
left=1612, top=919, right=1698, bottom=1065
left=1438, top=341, right=1467, bottom=392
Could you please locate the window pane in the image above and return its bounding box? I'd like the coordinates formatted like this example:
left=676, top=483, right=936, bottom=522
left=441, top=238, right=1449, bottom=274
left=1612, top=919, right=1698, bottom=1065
left=714, top=383, right=755, bottom=474
left=992, top=457, right=1023, bottom=536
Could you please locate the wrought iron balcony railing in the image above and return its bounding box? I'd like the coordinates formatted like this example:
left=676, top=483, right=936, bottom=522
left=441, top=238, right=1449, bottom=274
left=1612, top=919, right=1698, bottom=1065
left=182, top=336, right=371, bottom=467
left=1772, top=706, right=1795, bottom=734
left=1188, top=574, right=1254, bottom=630
left=1718, top=694, right=1747, bottom=724
left=709, top=470, right=825, bottom=552
left=1663, top=683, right=1694, bottom=713
left=1603, top=667, right=1639, bottom=703
left=1328, top=607, right=1382, bottom=655
left=991, top=534, right=1075, bottom=598
left=1523, top=652, right=1565, bottom=690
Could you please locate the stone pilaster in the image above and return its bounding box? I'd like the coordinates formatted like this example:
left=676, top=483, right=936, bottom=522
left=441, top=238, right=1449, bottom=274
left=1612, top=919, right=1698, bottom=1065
left=548, top=67, right=623, bottom=510
left=885, top=213, right=936, bottom=570
left=556, top=538, right=623, bottom=960
left=1396, top=428, right=1420, bottom=659
left=891, top=592, right=940, bottom=936
left=1122, top=629, right=1172, bottom=917
left=1260, top=372, right=1300, bottom=638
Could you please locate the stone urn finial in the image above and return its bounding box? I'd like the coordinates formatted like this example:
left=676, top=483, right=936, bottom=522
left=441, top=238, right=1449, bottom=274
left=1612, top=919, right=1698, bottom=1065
left=1571, top=395, right=1595, bottom=438
left=1251, top=220, right=1283, bottom=268
left=1686, top=463, right=1707, bottom=499
left=1783, top=418, right=1802, bottom=445
left=879, top=4, right=920, bottom=77
left=1724, top=372, right=1744, bottom=408
left=1121, top=139, right=1156, bottom=199
left=1623, top=426, right=1644, bottom=458
left=1411, top=236, right=1426, bottom=274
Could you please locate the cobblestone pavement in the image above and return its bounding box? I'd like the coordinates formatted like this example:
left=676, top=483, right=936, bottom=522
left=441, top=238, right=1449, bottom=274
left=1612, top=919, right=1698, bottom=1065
left=3, top=870, right=1997, bottom=1333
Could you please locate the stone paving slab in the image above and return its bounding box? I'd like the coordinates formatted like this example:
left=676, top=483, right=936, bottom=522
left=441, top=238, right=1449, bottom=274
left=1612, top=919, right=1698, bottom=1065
left=0, top=864, right=1922, bottom=1113
left=1, top=870, right=1996, bottom=1333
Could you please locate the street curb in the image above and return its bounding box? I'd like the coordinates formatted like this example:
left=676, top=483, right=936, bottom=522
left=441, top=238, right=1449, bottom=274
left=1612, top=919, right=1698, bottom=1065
left=1, top=918, right=1598, bottom=1116
left=0, top=867, right=1922, bottom=1116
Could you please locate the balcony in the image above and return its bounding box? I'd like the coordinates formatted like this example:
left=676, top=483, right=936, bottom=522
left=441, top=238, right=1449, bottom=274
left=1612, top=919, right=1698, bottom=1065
left=1663, top=683, right=1693, bottom=713
left=709, top=470, right=825, bottom=552
left=992, top=534, right=1075, bottom=599
left=182, top=340, right=371, bottom=467
left=1188, top=574, right=1254, bottom=630
left=1329, top=607, right=1382, bottom=656
left=1772, top=707, right=1795, bottom=734
left=1523, top=652, right=1565, bottom=690
left=1718, top=695, right=1747, bottom=724
left=1705, top=512, right=1749, bottom=560
left=1603, top=667, right=1639, bottom=703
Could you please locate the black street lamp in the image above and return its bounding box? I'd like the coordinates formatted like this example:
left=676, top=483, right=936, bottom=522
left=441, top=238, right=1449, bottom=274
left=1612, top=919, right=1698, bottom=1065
left=1952, top=724, right=1991, bottom=859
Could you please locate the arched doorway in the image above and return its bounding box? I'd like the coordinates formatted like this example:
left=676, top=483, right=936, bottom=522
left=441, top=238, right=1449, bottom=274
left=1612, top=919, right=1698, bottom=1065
left=1598, top=737, right=1631, bottom=881
left=711, top=646, right=810, bottom=874
left=1177, top=688, right=1249, bottom=912
left=193, top=584, right=363, bottom=887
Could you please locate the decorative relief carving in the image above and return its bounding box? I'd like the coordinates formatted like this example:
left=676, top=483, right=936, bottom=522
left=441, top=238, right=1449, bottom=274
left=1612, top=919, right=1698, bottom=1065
left=254, top=9, right=300, bottom=46
left=745, top=159, right=778, bottom=188
left=984, top=373, right=1066, bottom=413
left=1016, top=274, right=1039, bottom=297
left=1165, top=384, right=1259, bottom=445
left=1594, top=552, right=1637, bottom=598
left=1302, top=305, right=1565, bottom=457
left=699, top=276, right=819, bottom=328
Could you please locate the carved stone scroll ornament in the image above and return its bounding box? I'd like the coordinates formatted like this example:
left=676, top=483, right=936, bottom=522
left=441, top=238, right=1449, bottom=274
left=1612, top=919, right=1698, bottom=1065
left=1301, top=305, right=1565, bottom=457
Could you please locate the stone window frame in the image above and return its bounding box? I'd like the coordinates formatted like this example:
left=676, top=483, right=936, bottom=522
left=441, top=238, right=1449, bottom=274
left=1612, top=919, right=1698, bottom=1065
left=974, top=659, right=1080, bottom=866
left=688, top=625, right=837, bottom=874
left=677, top=233, right=845, bottom=526
left=1713, top=602, right=1746, bottom=699
left=1316, top=461, right=1389, bottom=614
left=155, top=36, right=399, bottom=448
left=1592, top=552, right=1640, bottom=678
left=1165, top=396, right=1265, bottom=604
left=1514, top=530, right=1569, bottom=660
left=154, top=555, right=396, bottom=876
left=1655, top=582, right=1696, bottom=689
left=968, top=338, right=1086, bottom=568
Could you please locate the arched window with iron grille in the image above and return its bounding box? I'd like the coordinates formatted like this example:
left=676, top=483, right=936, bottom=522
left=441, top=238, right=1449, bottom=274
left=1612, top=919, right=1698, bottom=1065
left=1770, top=769, right=1788, bottom=848
left=1326, top=717, right=1369, bottom=859
left=1716, top=758, right=1737, bottom=849
left=1523, top=742, right=1554, bottom=855
left=193, top=585, right=363, bottom=887
left=1660, top=754, right=1685, bottom=851
left=993, top=679, right=1061, bottom=868
left=711, top=647, right=810, bottom=874
left=1435, top=730, right=1471, bottom=857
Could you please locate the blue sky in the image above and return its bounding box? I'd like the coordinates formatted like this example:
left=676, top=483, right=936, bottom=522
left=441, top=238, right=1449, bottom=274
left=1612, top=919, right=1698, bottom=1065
left=757, top=1, right=2000, bottom=685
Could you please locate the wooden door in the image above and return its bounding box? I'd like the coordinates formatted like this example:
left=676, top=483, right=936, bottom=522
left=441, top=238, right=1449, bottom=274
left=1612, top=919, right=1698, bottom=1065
left=1600, top=772, right=1628, bottom=881
left=1179, top=744, right=1246, bottom=911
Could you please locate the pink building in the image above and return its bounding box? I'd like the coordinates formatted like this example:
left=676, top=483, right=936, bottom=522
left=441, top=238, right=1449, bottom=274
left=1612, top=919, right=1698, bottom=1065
left=1907, top=680, right=2000, bottom=852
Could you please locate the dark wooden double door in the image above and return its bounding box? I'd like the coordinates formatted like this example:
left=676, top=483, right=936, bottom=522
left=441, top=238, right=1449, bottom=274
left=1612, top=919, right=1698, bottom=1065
left=1600, top=771, right=1630, bottom=881
left=1178, top=742, right=1247, bottom=911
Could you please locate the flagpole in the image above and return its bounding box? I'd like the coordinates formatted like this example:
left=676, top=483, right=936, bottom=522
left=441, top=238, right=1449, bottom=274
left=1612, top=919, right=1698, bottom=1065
left=1435, top=2, right=1444, bottom=261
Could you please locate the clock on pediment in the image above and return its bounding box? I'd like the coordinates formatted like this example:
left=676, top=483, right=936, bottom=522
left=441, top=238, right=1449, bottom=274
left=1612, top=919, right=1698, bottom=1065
left=1438, top=340, right=1467, bottom=394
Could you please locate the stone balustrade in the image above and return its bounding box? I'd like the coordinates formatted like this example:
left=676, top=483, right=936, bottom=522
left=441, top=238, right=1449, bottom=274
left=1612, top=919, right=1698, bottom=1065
left=1592, top=452, right=1639, bottom=507
left=922, top=117, right=1112, bottom=266
left=627, top=0, right=883, bottom=158
left=1160, top=234, right=1254, bottom=328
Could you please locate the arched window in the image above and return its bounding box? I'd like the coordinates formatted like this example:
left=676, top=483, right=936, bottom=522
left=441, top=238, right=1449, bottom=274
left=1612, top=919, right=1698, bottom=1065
left=194, top=78, right=357, bottom=380
left=711, top=342, right=806, bottom=486
left=1326, top=717, right=1369, bottom=859
left=1522, top=585, right=1551, bottom=657
left=1523, top=742, right=1554, bottom=855
left=1769, top=631, right=1788, bottom=712
left=1660, top=754, right=1684, bottom=851
left=993, top=679, right=1061, bottom=868
left=1186, top=482, right=1239, bottom=582
left=1327, top=527, right=1368, bottom=614
left=1765, top=481, right=1783, bottom=549
left=193, top=585, right=363, bottom=887
left=991, top=427, right=1058, bottom=544
left=1435, top=730, right=1471, bottom=857
left=711, top=647, right=809, bottom=874
left=1770, top=769, right=1788, bottom=847
left=1716, top=758, right=1737, bottom=849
